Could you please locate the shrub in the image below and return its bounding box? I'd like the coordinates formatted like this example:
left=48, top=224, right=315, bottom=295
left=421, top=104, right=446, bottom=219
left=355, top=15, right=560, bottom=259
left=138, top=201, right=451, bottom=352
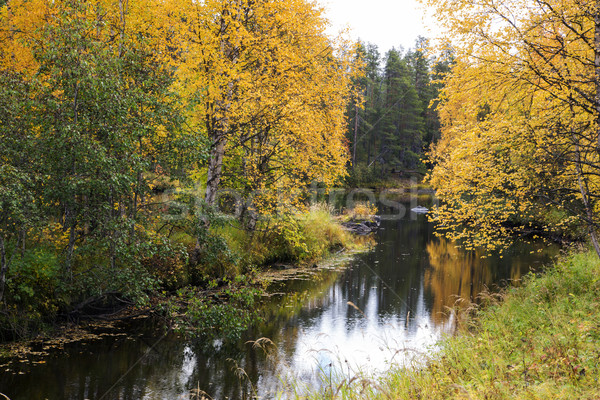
left=1, top=246, right=62, bottom=338
left=169, top=275, right=263, bottom=346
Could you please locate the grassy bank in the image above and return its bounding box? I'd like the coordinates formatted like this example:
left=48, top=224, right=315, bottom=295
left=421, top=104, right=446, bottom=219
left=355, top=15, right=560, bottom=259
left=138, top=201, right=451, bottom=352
left=159, top=204, right=373, bottom=345
left=215, top=203, right=367, bottom=269
left=297, top=249, right=600, bottom=399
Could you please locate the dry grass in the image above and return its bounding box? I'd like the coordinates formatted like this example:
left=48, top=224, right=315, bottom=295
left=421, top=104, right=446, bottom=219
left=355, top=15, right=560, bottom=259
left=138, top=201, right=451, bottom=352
left=339, top=201, right=378, bottom=222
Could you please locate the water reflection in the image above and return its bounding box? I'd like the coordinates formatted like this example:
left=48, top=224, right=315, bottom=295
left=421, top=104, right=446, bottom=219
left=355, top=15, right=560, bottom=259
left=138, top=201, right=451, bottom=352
left=425, top=235, right=552, bottom=325
left=1, top=212, right=557, bottom=400
left=270, top=215, right=555, bottom=389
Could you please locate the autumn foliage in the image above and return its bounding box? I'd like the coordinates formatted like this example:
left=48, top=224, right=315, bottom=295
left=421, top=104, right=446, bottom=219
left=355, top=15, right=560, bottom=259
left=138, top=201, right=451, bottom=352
left=0, top=0, right=358, bottom=335
left=425, top=0, right=600, bottom=254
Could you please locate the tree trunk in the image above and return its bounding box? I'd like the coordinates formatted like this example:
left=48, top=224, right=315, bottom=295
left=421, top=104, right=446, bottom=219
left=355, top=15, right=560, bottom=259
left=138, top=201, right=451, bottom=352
left=0, top=236, right=7, bottom=303
left=591, top=2, right=600, bottom=258
left=131, top=170, right=142, bottom=239
left=202, top=7, right=240, bottom=232
left=20, top=229, right=26, bottom=259
left=204, top=12, right=235, bottom=209
left=573, top=133, right=600, bottom=258
left=353, top=105, right=359, bottom=168
left=65, top=225, right=76, bottom=281
left=245, top=210, right=258, bottom=232
left=110, top=239, right=117, bottom=271
left=118, top=0, right=129, bottom=57
left=204, top=135, right=227, bottom=207
left=367, top=134, right=372, bottom=167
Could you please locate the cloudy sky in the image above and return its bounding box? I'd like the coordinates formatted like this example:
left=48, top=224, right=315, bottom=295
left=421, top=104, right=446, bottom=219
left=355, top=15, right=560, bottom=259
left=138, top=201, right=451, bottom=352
left=319, top=0, right=438, bottom=52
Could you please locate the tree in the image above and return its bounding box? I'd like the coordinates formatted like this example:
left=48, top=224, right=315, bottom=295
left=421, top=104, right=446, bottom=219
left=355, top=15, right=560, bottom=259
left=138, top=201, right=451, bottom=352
left=380, top=48, right=424, bottom=172
left=406, top=37, right=431, bottom=113
left=171, top=0, right=356, bottom=226
left=425, top=46, right=453, bottom=147
left=348, top=42, right=383, bottom=170
left=407, top=36, right=446, bottom=148
left=0, top=0, right=199, bottom=288
left=425, top=0, right=600, bottom=255
left=0, top=72, right=37, bottom=303
left=346, top=39, right=444, bottom=183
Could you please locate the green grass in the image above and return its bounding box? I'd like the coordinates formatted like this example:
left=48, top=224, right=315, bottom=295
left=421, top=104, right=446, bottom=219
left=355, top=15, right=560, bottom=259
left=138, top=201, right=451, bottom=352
left=293, top=249, right=600, bottom=399
left=215, top=203, right=367, bottom=269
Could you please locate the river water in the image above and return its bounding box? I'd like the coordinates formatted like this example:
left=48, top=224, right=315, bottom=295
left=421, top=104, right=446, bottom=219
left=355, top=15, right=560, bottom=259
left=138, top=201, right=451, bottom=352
left=1, top=206, right=556, bottom=399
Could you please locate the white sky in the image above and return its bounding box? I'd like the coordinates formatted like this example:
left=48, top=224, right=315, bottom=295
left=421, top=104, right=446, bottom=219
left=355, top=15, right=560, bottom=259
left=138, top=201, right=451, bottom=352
left=319, top=0, right=439, bottom=53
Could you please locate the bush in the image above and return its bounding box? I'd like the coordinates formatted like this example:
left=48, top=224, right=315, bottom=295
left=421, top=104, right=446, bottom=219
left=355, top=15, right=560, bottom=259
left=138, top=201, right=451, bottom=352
left=1, top=246, right=62, bottom=339
left=168, top=276, right=263, bottom=346
left=254, top=204, right=355, bottom=264
left=342, top=201, right=378, bottom=221
left=299, top=204, right=352, bottom=260
left=188, top=225, right=241, bottom=286
left=142, top=251, right=189, bottom=291
left=345, top=164, right=383, bottom=187
left=213, top=203, right=359, bottom=267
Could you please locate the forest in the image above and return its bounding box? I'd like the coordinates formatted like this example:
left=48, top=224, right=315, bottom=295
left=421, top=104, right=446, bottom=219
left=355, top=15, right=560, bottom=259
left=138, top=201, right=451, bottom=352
left=4, top=0, right=600, bottom=398
left=0, top=0, right=357, bottom=339
left=0, top=0, right=446, bottom=341
left=347, top=38, right=451, bottom=185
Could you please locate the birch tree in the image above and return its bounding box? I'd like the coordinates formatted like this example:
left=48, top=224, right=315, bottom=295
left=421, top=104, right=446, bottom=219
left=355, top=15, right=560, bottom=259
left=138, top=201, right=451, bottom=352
left=425, top=0, right=600, bottom=255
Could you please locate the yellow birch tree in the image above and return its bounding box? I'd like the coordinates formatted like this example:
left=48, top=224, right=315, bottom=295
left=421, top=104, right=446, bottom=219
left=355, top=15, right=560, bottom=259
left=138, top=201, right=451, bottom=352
left=424, top=0, right=600, bottom=255
left=165, top=0, right=357, bottom=226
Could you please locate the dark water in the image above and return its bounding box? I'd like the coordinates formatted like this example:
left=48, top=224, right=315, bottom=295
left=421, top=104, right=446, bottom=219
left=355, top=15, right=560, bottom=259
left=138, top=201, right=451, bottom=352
left=1, top=209, right=556, bottom=399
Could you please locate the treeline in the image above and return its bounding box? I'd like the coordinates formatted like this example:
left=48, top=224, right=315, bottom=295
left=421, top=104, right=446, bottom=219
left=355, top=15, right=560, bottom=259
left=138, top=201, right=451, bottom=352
left=0, top=0, right=357, bottom=338
left=346, top=38, right=452, bottom=185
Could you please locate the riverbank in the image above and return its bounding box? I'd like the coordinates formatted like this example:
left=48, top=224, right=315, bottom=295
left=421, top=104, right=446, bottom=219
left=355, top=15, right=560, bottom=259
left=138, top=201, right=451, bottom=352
left=0, top=203, right=377, bottom=357
left=295, top=248, right=600, bottom=399
left=2, top=204, right=558, bottom=398
left=0, top=245, right=373, bottom=366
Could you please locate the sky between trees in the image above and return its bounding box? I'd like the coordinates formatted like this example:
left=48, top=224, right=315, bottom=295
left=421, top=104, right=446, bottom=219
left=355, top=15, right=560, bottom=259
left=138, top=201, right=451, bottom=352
left=320, top=0, right=439, bottom=51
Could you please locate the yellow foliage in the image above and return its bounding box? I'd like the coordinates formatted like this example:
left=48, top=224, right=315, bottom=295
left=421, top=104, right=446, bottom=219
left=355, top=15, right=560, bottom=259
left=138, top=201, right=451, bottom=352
left=344, top=201, right=378, bottom=220
left=163, top=0, right=358, bottom=215
left=423, top=0, right=599, bottom=250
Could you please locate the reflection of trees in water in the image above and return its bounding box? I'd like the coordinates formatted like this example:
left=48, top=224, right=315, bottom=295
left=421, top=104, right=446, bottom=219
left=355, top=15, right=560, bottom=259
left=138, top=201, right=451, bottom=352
left=424, top=238, right=526, bottom=325
left=3, top=332, right=199, bottom=400
left=7, top=218, right=558, bottom=399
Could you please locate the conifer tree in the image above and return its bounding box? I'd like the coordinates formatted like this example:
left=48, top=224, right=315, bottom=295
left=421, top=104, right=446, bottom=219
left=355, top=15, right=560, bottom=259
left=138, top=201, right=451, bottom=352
left=347, top=38, right=443, bottom=182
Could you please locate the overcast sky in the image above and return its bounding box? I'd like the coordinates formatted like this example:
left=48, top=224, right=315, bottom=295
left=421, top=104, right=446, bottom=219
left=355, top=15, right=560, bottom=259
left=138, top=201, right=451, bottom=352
left=319, top=0, right=438, bottom=53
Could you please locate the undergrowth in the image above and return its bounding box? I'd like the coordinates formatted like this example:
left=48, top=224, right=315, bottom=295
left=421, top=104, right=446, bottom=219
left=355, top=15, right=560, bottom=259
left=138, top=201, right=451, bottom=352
left=216, top=203, right=365, bottom=268
left=162, top=273, right=264, bottom=347
left=1, top=200, right=370, bottom=347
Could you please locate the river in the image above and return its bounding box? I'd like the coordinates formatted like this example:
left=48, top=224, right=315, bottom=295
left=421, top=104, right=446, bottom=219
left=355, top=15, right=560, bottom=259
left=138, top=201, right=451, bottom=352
left=1, top=205, right=556, bottom=399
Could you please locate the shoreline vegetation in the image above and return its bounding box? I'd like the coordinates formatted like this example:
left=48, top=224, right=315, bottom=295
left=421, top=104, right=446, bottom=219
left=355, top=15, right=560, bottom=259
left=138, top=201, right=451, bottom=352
left=0, top=0, right=365, bottom=350
left=0, top=202, right=377, bottom=357
left=0, top=0, right=446, bottom=362
left=293, top=249, right=600, bottom=400
left=4, top=0, right=600, bottom=397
